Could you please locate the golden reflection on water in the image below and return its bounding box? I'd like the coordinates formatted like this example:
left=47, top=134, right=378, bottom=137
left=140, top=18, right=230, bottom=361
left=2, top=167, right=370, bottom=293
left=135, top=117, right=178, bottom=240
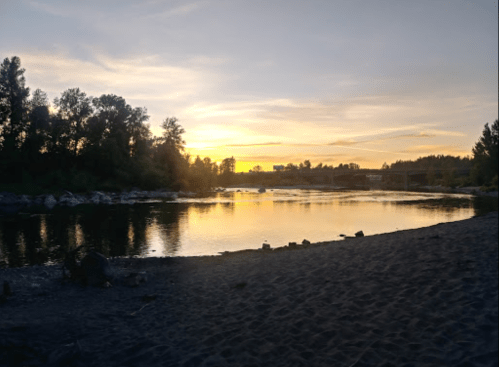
left=0, top=189, right=489, bottom=267
left=154, top=190, right=476, bottom=257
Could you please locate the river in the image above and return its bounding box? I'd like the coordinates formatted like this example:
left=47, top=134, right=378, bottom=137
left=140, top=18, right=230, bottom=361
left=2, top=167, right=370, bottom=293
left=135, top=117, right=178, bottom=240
left=0, top=189, right=497, bottom=267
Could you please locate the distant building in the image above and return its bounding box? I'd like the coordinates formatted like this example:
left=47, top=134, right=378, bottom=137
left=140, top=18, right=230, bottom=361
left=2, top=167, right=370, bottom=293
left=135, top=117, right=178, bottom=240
left=273, top=165, right=285, bottom=171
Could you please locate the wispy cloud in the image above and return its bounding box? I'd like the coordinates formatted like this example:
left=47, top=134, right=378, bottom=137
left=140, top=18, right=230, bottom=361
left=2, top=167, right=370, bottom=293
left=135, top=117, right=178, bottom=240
left=143, top=1, right=209, bottom=19
left=225, top=142, right=282, bottom=147
left=28, top=0, right=73, bottom=17
left=400, top=145, right=471, bottom=155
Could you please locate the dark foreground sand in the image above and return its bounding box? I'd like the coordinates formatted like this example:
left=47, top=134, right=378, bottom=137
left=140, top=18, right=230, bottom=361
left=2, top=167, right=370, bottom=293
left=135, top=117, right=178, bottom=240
left=1, top=212, right=497, bottom=367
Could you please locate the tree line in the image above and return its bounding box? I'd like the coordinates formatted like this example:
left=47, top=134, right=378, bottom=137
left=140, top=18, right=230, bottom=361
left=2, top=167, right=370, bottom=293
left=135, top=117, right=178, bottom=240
left=1, top=56, right=496, bottom=193
left=0, top=56, right=236, bottom=193
left=380, top=121, right=498, bottom=189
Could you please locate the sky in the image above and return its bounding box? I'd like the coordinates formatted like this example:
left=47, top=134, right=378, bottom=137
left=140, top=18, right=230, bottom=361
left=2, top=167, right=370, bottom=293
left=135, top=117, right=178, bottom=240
left=0, top=0, right=497, bottom=172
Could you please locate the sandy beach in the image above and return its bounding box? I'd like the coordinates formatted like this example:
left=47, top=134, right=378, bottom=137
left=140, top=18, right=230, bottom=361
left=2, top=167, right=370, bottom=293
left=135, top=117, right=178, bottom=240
left=1, top=211, right=497, bottom=367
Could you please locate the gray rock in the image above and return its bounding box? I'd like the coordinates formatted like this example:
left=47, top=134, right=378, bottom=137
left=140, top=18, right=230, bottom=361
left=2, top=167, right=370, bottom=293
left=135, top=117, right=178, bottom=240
left=59, top=194, right=82, bottom=207
left=89, top=194, right=100, bottom=204
left=262, top=243, right=271, bottom=250
left=0, top=192, right=19, bottom=206
left=33, top=195, right=44, bottom=205
left=302, top=239, right=311, bottom=245
left=19, top=195, right=32, bottom=205
left=355, top=230, right=364, bottom=237
left=288, top=242, right=297, bottom=248
left=99, top=194, right=112, bottom=204
left=120, top=195, right=135, bottom=205
left=258, top=187, right=266, bottom=193
left=44, top=195, right=57, bottom=209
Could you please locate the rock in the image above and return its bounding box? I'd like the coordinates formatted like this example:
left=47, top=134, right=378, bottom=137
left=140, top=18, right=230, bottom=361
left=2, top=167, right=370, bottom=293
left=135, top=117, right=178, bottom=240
left=44, top=195, right=57, bottom=209
left=89, top=194, right=100, bottom=204
left=339, top=234, right=346, bottom=237
left=33, top=195, right=44, bottom=205
left=80, top=251, right=114, bottom=286
left=258, top=188, right=266, bottom=193
left=120, top=195, right=135, bottom=205
left=0, top=192, right=19, bottom=206
left=262, top=243, right=271, bottom=250
left=122, top=272, right=147, bottom=287
left=288, top=242, right=297, bottom=248
left=99, top=194, right=112, bottom=204
left=302, top=239, right=311, bottom=245
left=59, top=194, right=82, bottom=207
left=19, top=195, right=32, bottom=205
left=355, top=230, right=364, bottom=237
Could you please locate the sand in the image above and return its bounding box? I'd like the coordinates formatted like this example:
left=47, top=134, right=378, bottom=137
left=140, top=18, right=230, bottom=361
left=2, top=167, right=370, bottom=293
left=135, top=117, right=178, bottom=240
left=1, top=212, right=497, bottom=367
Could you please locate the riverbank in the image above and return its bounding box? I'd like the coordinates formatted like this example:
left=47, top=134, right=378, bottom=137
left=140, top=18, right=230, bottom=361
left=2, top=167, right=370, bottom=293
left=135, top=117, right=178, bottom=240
left=230, top=183, right=499, bottom=197
left=1, top=211, right=497, bottom=366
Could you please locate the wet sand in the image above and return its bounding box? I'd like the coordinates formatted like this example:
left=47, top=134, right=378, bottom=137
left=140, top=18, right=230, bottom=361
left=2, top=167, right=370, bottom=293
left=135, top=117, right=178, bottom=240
left=1, top=211, right=497, bottom=366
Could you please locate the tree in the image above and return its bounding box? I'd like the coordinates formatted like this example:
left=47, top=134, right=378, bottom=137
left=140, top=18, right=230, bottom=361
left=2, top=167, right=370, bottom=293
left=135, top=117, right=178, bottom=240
left=219, top=156, right=236, bottom=186
left=471, top=120, right=498, bottom=185
left=153, top=117, right=188, bottom=188
left=220, top=156, right=236, bottom=175
left=252, top=165, right=263, bottom=172
left=54, top=88, right=93, bottom=157
left=0, top=56, right=30, bottom=151
left=160, top=117, right=185, bottom=152
left=24, top=88, right=50, bottom=160
left=381, top=162, right=389, bottom=170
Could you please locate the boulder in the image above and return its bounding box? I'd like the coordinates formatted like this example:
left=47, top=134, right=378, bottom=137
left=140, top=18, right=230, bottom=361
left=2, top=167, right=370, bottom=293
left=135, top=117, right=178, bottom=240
left=120, top=195, right=135, bottom=205
left=44, top=195, right=57, bottom=209
left=0, top=192, right=19, bottom=206
left=355, top=230, right=364, bottom=237
left=80, top=251, right=114, bottom=286
left=288, top=242, right=297, bottom=248
left=59, top=194, right=82, bottom=207
left=89, top=194, right=100, bottom=204
left=19, top=195, right=32, bottom=205
left=302, top=239, right=311, bottom=245
left=122, top=272, right=147, bottom=287
left=258, top=188, right=266, bottom=193
left=262, top=243, right=271, bottom=250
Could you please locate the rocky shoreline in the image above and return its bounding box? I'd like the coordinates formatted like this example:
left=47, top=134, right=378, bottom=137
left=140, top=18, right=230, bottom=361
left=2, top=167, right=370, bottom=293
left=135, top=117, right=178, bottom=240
left=0, top=190, right=190, bottom=211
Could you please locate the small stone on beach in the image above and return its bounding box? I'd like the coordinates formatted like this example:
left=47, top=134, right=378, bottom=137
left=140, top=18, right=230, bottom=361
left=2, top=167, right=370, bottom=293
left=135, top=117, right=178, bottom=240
left=355, top=231, right=364, bottom=237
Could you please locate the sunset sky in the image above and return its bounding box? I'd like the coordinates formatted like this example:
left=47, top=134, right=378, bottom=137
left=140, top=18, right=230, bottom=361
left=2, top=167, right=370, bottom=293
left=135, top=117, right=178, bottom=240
left=1, top=0, right=497, bottom=172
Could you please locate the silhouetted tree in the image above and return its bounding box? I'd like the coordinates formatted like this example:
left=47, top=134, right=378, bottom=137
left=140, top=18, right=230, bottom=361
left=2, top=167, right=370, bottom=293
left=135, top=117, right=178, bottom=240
left=219, top=156, right=236, bottom=186
left=471, top=120, right=498, bottom=186
left=53, top=88, right=93, bottom=157
left=0, top=56, right=30, bottom=152
left=24, top=89, right=50, bottom=159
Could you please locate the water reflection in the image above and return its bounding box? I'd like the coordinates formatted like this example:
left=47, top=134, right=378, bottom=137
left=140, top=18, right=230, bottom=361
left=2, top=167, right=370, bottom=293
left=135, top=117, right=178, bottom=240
left=0, top=190, right=496, bottom=267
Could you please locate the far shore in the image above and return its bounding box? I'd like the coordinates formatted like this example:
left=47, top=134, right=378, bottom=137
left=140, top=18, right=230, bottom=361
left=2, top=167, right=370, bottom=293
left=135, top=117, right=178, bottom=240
left=227, top=183, right=499, bottom=197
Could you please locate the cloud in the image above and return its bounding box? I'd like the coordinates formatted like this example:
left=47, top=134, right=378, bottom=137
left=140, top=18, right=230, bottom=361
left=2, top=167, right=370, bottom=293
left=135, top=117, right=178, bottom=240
left=17, top=50, right=213, bottom=124
left=143, top=1, right=209, bottom=19
left=329, top=140, right=358, bottom=146
left=400, top=145, right=471, bottom=156
left=225, top=142, right=282, bottom=147
left=28, top=0, right=74, bottom=17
